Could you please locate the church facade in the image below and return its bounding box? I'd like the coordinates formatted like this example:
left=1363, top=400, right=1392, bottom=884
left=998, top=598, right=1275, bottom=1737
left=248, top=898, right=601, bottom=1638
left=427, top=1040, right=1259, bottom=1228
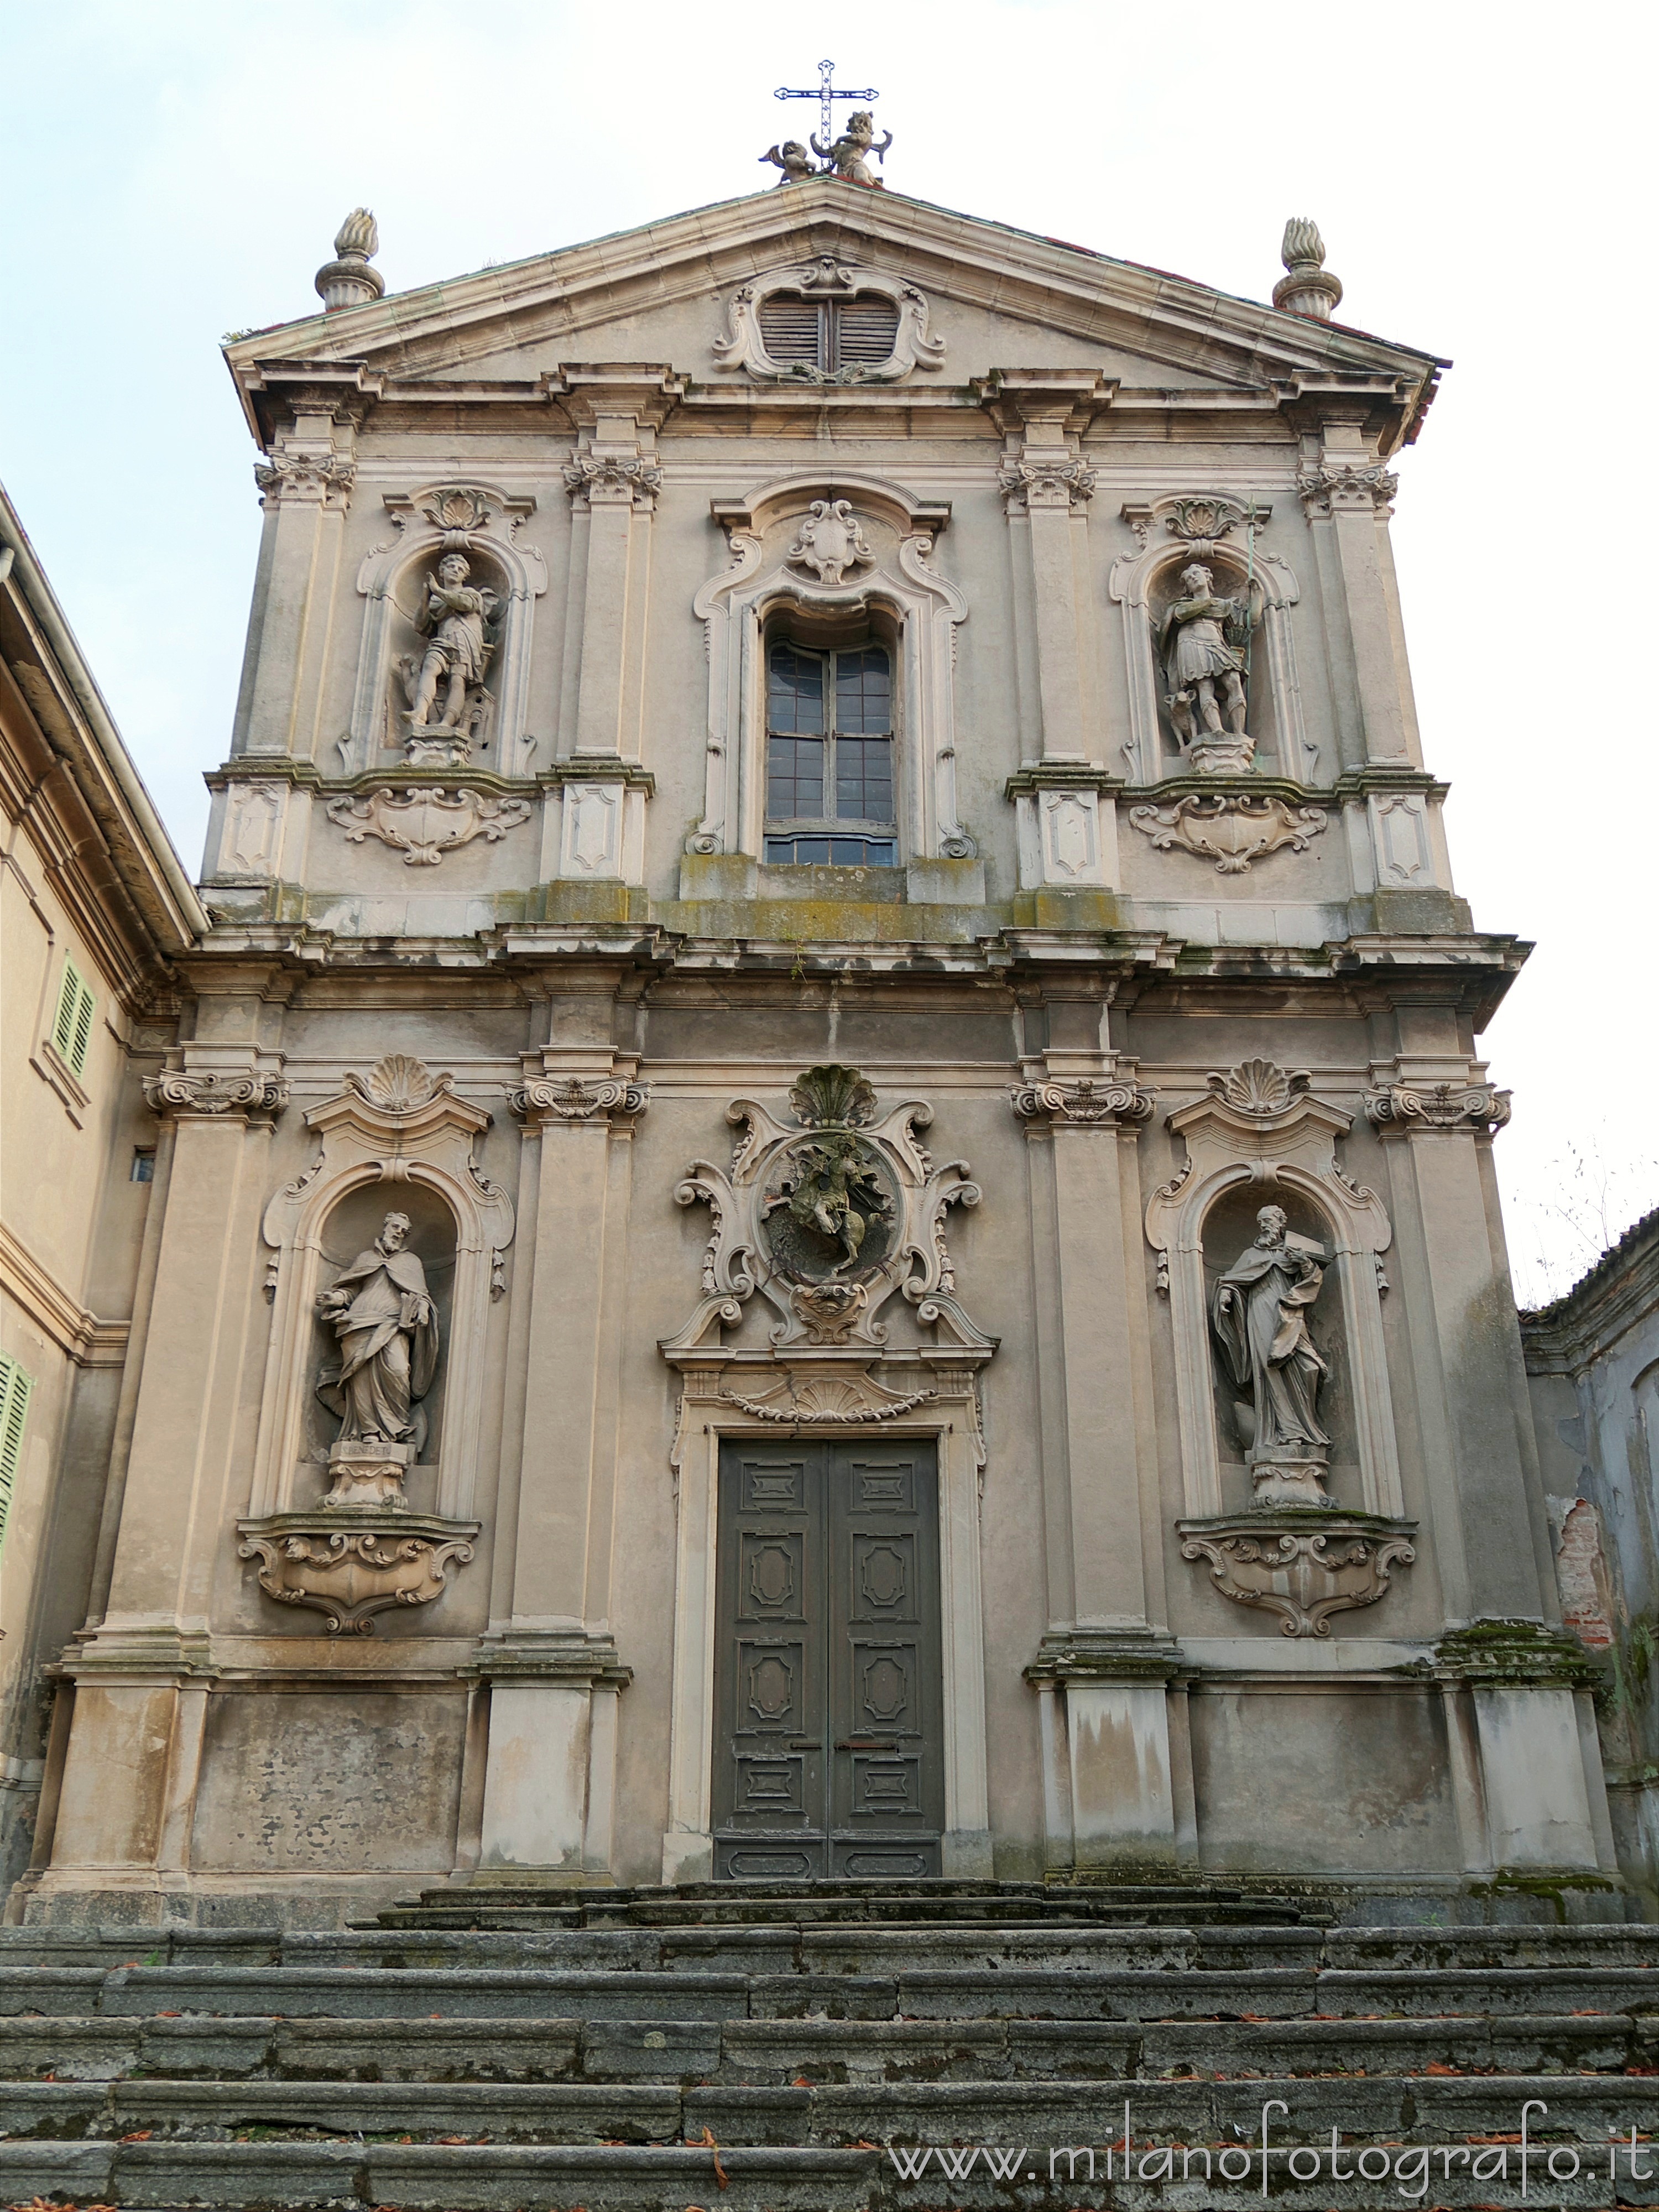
left=6, top=175, right=1627, bottom=1923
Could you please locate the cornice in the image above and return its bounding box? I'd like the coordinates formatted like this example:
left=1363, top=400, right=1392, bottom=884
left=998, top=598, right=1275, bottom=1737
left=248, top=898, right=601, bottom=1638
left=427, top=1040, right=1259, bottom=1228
left=1520, top=1205, right=1659, bottom=1375
left=225, top=184, right=1440, bottom=454
left=0, top=1222, right=130, bottom=1369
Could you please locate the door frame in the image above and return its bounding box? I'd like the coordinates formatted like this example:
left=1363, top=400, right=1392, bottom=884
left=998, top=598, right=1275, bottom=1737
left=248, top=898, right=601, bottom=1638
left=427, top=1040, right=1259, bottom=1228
left=664, top=1364, right=992, bottom=1882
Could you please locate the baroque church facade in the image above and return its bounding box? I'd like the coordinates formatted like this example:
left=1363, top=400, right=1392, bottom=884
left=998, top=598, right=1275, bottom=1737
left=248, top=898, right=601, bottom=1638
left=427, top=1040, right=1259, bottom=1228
left=2, top=168, right=1633, bottom=1924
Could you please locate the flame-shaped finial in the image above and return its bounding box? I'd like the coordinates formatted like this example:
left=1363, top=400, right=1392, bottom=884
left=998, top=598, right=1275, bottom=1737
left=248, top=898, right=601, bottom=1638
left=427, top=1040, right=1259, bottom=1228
left=1272, top=217, right=1343, bottom=322
left=315, top=207, right=385, bottom=313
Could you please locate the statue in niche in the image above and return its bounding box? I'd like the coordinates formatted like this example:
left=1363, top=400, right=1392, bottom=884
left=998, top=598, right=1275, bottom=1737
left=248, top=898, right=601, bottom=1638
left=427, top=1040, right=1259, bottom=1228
left=400, top=551, right=498, bottom=740
left=812, top=111, right=891, bottom=187
left=316, top=1211, right=439, bottom=1450
left=1211, top=1204, right=1333, bottom=1504
left=1159, top=561, right=1257, bottom=759
left=760, top=140, right=816, bottom=183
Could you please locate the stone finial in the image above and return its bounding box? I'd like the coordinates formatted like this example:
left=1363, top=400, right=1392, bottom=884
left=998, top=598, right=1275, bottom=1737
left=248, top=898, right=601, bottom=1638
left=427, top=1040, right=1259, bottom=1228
left=315, top=207, right=385, bottom=312
left=1272, top=217, right=1343, bottom=322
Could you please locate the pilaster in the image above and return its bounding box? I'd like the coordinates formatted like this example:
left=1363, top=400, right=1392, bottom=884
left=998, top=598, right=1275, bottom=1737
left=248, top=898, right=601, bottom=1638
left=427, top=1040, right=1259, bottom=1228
left=1297, top=420, right=1422, bottom=768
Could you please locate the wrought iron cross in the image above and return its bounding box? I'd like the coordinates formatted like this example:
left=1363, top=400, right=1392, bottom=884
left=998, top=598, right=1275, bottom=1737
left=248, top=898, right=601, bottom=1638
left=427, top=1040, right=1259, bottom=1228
left=774, top=58, right=879, bottom=160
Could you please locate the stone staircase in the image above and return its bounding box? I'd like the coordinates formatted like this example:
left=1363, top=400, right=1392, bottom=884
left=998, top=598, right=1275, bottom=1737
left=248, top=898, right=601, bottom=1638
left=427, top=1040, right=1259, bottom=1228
left=0, top=1879, right=1653, bottom=2209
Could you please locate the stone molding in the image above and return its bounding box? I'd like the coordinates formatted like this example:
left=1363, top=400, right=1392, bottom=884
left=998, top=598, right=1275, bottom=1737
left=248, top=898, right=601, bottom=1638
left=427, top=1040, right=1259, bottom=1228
left=468, top=1629, right=633, bottom=1687
left=1009, top=1075, right=1156, bottom=1127
left=143, top=1067, right=289, bottom=1121
left=1023, top=1631, right=1187, bottom=1686
left=254, top=451, right=357, bottom=510
left=252, top=1054, right=514, bottom=1525
left=561, top=453, right=664, bottom=510
left=1146, top=1059, right=1402, bottom=1520
left=1364, top=1080, right=1511, bottom=1136
left=1003, top=763, right=1122, bottom=892
left=689, top=477, right=969, bottom=862
left=712, top=259, right=946, bottom=386
left=237, top=1509, right=479, bottom=1635
left=1431, top=1618, right=1606, bottom=1691
left=510, top=1073, right=649, bottom=1129
left=1297, top=463, right=1399, bottom=518
left=0, top=1220, right=129, bottom=1370
left=324, top=784, right=533, bottom=865
left=1179, top=1509, right=1417, bottom=1639
left=1127, top=790, right=1328, bottom=874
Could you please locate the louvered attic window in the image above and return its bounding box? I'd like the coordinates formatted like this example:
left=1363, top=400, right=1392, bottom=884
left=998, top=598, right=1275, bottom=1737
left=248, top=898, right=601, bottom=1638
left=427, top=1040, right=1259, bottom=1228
left=757, top=292, right=901, bottom=374
left=50, top=961, right=96, bottom=1081
left=0, top=1354, right=33, bottom=1562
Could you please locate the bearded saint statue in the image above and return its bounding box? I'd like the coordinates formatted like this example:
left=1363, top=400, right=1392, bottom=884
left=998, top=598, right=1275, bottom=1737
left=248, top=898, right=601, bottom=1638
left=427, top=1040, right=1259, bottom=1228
left=315, top=1211, right=439, bottom=1447
left=1210, top=1204, right=1330, bottom=1459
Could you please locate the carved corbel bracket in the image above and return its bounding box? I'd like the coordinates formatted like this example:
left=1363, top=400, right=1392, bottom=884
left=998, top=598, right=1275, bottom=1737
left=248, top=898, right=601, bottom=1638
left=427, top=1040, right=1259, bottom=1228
left=1297, top=463, right=1399, bottom=519
left=144, top=1066, right=289, bottom=1122
left=997, top=458, right=1097, bottom=512
left=254, top=451, right=357, bottom=511
left=1179, top=1510, right=1417, bottom=1638
left=562, top=453, right=665, bottom=510
left=237, top=1509, right=479, bottom=1635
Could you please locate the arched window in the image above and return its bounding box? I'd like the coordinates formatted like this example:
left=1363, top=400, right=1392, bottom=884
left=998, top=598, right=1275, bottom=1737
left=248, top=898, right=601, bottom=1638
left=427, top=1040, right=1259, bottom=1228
left=757, top=293, right=901, bottom=376
left=764, top=639, right=895, bottom=865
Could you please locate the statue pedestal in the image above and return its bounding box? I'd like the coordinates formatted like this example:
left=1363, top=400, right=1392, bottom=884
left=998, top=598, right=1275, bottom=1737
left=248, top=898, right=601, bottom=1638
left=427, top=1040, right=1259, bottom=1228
left=403, top=722, right=473, bottom=768
left=1187, top=736, right=1255, bottom=775
left=322, top=1441, right=410, bottom=1509
left=1247, top=1444, right=1331, bottom=1508
left=237, top=1506, right=479, bottom=1635
left=1180, top=1510, right=1417, bottom=1639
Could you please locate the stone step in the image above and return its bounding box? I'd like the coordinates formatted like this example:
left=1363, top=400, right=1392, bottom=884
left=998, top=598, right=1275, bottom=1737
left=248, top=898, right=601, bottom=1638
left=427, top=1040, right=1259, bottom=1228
left=0, top=2083, right=1651, bottom=2209
left=0, top=2008, right=1650, bottom=2084
left=3, top=1959, right=1658, bottom=2022
left=3, top=1917, right=1653, bottom=1973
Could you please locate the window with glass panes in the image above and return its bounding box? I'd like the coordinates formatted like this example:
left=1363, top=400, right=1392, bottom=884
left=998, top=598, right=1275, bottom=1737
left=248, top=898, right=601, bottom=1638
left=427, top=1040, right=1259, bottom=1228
left=765, top=641, right=896, bottom=865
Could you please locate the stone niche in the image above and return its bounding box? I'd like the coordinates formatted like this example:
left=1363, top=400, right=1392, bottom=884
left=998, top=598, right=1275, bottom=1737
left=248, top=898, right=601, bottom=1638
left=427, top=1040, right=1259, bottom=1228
left=239, top=1055, right=513, bottom=1634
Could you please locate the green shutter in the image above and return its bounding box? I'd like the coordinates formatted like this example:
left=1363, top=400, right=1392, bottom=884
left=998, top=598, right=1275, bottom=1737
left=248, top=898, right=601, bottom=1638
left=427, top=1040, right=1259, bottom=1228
left=0, top=1355, right=32, bottom=1556
left=50, top=961, right=95, bottom=1079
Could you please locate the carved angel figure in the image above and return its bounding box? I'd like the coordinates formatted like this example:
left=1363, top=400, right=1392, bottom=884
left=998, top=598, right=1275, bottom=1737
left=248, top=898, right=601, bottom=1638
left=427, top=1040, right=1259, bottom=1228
left=761, top=140, right=816, bottom=183
left=316, top=1212, right=439, bottom=1446
left=1210, top=1204, right=1330, bottom=1458
left=786, top=499, right=873, bottom=586
left=1159, top=560, right=1255, bottom=748
left=812, top=111, right=891, bottom=186
left=403, top=551, right=498, bottom=732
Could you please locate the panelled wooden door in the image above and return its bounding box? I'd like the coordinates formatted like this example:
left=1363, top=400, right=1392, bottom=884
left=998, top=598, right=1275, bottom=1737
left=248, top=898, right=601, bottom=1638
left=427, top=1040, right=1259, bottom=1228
left=712, top=1437, right=944, bottom=1879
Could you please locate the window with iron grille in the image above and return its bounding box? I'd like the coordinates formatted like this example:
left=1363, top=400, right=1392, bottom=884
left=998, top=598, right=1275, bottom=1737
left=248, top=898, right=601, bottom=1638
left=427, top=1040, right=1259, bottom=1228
left=764, top=641, right=896, bottom=865
left=756, top=293, right=901, bottom=374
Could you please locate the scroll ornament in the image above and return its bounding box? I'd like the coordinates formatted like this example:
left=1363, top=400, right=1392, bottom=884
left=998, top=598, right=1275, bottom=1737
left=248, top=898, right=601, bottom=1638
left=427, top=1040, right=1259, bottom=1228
left=325, top=784, right=531, bottom=865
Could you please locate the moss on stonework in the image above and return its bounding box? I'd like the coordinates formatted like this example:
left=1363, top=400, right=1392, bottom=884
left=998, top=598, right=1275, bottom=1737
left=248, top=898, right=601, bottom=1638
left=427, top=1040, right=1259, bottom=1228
left=1434, top=1618, right=1606, bottom=1691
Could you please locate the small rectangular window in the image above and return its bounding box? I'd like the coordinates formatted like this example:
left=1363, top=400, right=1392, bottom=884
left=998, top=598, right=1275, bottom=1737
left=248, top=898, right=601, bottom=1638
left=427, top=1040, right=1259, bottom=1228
left=50, top=960, right=96, bottom=1079
left=0, top=1354, right=33, bottom=1559
left=131, top=1149, right=156, bottom=1184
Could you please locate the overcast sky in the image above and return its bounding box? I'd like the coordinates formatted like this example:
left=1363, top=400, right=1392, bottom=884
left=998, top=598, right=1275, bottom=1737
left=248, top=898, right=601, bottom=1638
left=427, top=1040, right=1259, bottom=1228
left=3, top=0, right=1651, bottom=1303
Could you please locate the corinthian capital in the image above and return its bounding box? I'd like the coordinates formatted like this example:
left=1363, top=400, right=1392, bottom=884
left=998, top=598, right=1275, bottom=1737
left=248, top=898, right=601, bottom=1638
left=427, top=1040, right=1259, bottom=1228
left=144, top=1069, right=289, bottom=1121
left=997, top=458, right=1097, bottom=512
left=1296, top=463, right=1399, bottom=519
left=562, top=454, right=663, bottom=509
left=253, top=451, right=357, bottom=510
left=511, top=1074, right=649, bottom=1127
left=1009, top=1076, right=1155, bottom=1126
left=1363, top=1081, right=1511, bottom=1135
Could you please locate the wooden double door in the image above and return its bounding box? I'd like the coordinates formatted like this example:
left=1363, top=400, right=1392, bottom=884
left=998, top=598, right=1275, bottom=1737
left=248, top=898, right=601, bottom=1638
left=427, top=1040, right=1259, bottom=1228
left=712, top=1438, right=945, bottom=1880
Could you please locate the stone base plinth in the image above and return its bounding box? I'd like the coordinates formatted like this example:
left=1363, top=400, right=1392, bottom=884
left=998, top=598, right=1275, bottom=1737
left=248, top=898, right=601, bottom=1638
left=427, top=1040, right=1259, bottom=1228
left=1179, top=1510, right=1417, bottom=1638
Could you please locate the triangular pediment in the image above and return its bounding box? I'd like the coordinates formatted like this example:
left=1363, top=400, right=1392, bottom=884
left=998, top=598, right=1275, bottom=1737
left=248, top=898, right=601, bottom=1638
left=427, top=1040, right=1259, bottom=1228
left=226, top=183, right=1441, bottom=436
